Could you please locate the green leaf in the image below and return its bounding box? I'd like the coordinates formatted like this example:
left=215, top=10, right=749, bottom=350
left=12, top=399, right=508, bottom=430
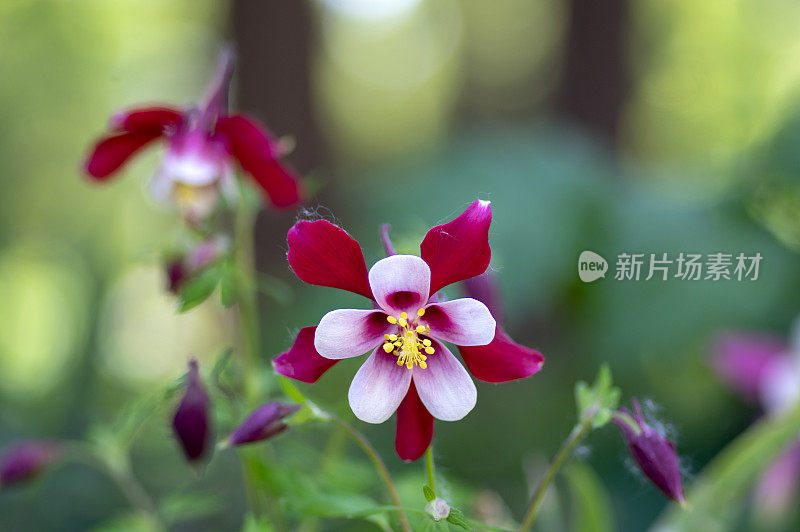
left=89, top=513, right=160, bottom=532
left=652, top=400, right=800, bottom=530
left=219, top=259, right=238, bottom=308
left=160, top=492, right=223, bottom=525
left=423, top=484, right=436, bottom=502
left=564, top=462, right=615, bottom=532
left=445, top=508, right=470, bottom=530
left=290, top=491, right=381, bottom=518
left=178, top=265, right=221, bottom=312
left=574, top=364, right=621, bottom=429
left=210, top=348, right=240, bottom=396
left=241, top=513, right=274, bottom=532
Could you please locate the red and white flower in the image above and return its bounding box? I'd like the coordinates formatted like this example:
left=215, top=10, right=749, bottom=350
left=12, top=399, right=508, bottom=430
left=273, top=200, right=544, bottom=461
left=84, top=49, right=302, bottom=220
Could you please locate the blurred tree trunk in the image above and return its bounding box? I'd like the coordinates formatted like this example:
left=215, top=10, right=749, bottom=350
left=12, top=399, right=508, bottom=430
left=556, top=0, right=629, bottom=147
left=230, top=0, right=321, bottom=173
left=230, top=0, right=322, bottom=269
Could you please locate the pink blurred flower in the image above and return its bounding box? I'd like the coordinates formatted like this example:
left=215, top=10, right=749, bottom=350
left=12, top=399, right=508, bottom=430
left=84, top=48, right=302, bottom=221
left=754, top=442, right=800, bottom=521
left=0, top=441, right=60, bottom=489
left=273, top=200, right=544, bottom=461
left=711, top=325, right=800, bottom=518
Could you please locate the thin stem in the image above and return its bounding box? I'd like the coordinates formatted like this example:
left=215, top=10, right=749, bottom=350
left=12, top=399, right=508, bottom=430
left=425, top=446, right=436, bottom=492
left=518, top=422, right=593, bottom=532
left=332, top=416, right=411, bottom=532
left=232, top=201, right=291, bottom=530
left=65, top=443, right=165, bottom=531
left=234, top=202, right=259, bottom=390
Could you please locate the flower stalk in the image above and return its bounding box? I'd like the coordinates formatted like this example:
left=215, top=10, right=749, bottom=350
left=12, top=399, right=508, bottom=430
left=425, top=446, right=436, bottom=493
left=331, top=415, right=411, bottom=532
left=233, top=199, right=260, bottom=395
left=65, top=442, right=165, bottom=531
left=518, top=420, right=593, bottom=532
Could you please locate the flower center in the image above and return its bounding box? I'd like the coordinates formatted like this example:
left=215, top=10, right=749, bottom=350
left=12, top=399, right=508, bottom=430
left=172, top=182, right=216, bottom=206
left=383, top=309, right=434, bottom=369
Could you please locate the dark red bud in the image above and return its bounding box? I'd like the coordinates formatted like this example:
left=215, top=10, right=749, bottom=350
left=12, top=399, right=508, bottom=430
left=166, top=258, right=187, bottom=294
left=172, top=359, right=211, bottom=462
left=613, top=399, right=686, bottom=505
left=228, top=402, right=301, bottom=447
left=0, top=441, right=60, bottom=489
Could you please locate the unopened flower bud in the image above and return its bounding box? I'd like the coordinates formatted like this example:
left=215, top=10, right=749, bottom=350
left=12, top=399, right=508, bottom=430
left=164, top=235, right=229, bottom=294
left=166, top=258, right=187, bottom=294
left=0, top=441, right=60, bottom=489
left=172, top=359, right=211, bottom=462
left=612, top=399, right=686, bottom=506
left=425, top=497, right=450, bottom=521
left=228, top=402, right=301, bottom=447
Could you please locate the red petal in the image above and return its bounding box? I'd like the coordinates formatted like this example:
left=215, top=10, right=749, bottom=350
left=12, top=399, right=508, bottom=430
left=216, top=114, right=302, bottom=208
left=458, top=326, right=544, bottom=383
left=287, top=220, right=373, bottom=299
left=420, top=200, right=492, bottom=294
left=111, top=106, right=183, bottom=133
left=272, top=327, right=338, bottom=384
left=395, top=381, right=434, bottom=462
left=84, top=131, right=162, bottom=180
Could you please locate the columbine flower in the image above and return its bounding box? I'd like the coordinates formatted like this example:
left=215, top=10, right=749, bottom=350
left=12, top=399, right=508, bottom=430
left=612, top=399, right=686, bottom=506
left=711, top=325, right=800, bottom=518
left=273, top=200, right=544, bottom=461
left=172, top=359, right=211, bottom=462
left=0, top=441, right=60, bottom=489
left=165, top=236, right=230, bottom=294
left=227, top=402, right=300, bottom=447
left=84, top=48, right=302, bottom=221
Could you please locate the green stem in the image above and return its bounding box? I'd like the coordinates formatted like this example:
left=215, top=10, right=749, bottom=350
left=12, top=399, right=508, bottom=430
left=234, top=202, right=259, bottom=394
left=233, top=201, right=290, bottom=530
left=332, top=416, right=411, bottom=532
left=66, top=443, right=165, bottom=531
left=425, top=446, right=436, bottom=493
left=518, top=422, right=593, bottom=532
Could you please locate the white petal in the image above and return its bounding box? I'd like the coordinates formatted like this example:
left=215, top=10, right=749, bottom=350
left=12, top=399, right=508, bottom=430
left=368, top=255, right=431, bottom=315
left=314, top=309, right=392, bottom=360
left=348, top=347, right=412, bottom=423
left=149, top=168, right=174, bottom=204
left=424, top=298, right=496, bottom=346
left=413, top=340, right=476, bottom=421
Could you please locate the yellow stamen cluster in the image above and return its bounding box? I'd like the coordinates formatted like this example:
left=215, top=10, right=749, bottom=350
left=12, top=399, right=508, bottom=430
left=383, top=310, right=434, bottom=369
left=172, top=182, right=216, bottom=208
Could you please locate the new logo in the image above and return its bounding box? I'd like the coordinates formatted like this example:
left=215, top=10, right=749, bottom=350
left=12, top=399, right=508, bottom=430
left=578, top=251, right=608, bottom=283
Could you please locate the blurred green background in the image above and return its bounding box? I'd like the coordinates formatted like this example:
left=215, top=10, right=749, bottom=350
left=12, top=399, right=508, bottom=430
left=3, top=0, right=800, bottom=530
